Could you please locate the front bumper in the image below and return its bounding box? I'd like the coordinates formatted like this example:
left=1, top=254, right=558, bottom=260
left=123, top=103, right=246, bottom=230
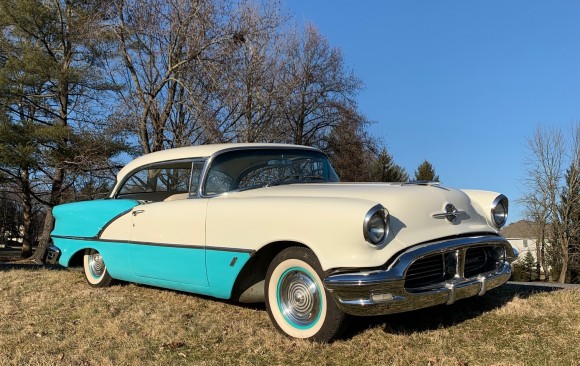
left=323, top=235, right=515, bottom=316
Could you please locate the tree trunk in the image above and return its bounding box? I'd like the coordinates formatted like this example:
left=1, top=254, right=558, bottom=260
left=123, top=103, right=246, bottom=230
left=559, top=240, right=569, bottom=283
left=30, top=167, right=64, bottom=263
left=539, top=226, right=547, bottom=280
left=32, top=30, right=71, bottom=263
left=20, top=199, right=33, bottom=258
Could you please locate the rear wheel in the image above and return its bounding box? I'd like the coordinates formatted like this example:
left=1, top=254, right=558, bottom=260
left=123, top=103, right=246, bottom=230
left=83, top=249, right=114, bottom=287
left=265, top=247, right=346, bottom=342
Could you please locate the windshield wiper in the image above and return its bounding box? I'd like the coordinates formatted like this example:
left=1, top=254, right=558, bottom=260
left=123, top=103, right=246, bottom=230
left=302, top=176, right=326, bottom=181
left=265, top=179, right=296, bottom=187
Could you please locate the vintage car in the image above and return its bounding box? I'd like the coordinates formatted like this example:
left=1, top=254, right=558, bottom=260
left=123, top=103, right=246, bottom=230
left=47, top=143, right=517, bottom=341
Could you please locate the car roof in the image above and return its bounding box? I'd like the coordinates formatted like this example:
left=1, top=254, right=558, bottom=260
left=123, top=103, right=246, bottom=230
left=115, top=143, right=318, bottom=187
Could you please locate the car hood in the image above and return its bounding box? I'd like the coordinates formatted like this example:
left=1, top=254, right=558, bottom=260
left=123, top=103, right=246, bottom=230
left=227, top=183, right=499, bottom=247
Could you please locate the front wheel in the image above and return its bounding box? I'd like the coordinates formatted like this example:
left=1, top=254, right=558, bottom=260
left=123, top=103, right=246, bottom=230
left=83, top=249, right=114, bottom=287
left=265, top=247, right=346, bottom=342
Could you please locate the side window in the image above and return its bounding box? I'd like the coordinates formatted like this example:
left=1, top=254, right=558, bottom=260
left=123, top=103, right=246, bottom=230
left=119, top=169, right=152, bottom=194
left=189, top=161, right=205, bottom=197
left=117, top=161, right=192, bottom=201
left=204, top=170, right=233, bottom=195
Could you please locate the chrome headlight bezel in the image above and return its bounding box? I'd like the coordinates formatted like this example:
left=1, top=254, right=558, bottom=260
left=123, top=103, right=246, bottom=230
left=363, top=204, right=390, bottom=248
left=491, top=194, right=509, bottom=229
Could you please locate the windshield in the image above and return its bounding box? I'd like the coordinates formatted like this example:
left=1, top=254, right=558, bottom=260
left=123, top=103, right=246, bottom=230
left=202, top=149, right=339, bottom=195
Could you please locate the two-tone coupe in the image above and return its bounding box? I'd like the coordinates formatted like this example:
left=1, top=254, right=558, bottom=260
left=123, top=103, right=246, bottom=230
left=47, top=143, right=517, bottom=341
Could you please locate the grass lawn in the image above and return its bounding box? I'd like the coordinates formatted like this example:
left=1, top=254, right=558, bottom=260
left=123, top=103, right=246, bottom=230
left=1, top=264, right=578, bottom=366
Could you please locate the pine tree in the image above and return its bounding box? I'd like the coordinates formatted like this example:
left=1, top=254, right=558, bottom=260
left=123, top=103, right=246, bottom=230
left=522, top=251, right=537, bottom=281
left=414, top=160, right=439, bottom=182
left=372, top=148, right=408, bottom=182
left=0, top=0, right=126, bottom=261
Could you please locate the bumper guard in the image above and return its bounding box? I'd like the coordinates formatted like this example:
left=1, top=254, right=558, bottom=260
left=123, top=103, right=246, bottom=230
left=323, top=235, right=516, bottom=316
left=45, top=246, right=61, bottom=265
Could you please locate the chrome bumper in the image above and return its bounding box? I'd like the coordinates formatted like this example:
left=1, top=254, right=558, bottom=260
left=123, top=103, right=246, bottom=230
left=45, top=245, right=61, bottom=265
left=323, top=235, right=515, bottom=316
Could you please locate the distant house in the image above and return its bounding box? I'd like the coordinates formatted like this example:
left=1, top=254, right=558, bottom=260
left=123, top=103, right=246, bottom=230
left=502, top=220, right=549, bottom=275
left=507, top=238, right=539, bottom=261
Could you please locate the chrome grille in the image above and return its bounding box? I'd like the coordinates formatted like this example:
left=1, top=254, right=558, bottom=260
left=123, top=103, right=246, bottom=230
left=464, top=246, right=501, bottom=278
left=404, top=254, right=446, bottom=288
left=404, top=245, right=504, bottom=289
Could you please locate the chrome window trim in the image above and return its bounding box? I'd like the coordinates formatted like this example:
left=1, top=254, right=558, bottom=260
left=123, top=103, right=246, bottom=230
left=111, top=157, right=207, bottom=199
left=198, top=145, right=328, bottom=199
left=111, top=145, right=328, bottom=200
left=188, top=159, right=208, bottom=199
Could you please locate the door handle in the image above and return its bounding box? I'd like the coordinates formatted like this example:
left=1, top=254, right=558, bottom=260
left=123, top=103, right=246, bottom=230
left=132, top=209, right=145, bottom=216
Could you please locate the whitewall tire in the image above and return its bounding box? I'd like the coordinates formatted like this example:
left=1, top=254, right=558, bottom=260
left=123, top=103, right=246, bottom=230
left=265, top=247, right=346, bottom=342
left=83, top=248, right=114, bottom=287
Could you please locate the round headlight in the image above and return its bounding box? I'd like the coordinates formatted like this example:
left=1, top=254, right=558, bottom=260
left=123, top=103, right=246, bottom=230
left=491, top=195, right=509, bottom=228
left=363, top=205, right=390, bottom=246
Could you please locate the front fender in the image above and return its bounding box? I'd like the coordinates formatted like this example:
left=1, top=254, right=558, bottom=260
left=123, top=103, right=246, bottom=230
left=206, top=196, right=405, bottom=271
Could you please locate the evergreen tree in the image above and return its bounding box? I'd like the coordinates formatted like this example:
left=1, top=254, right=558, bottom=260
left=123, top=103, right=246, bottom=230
left=522, top=251, right=537, bottom=281
left=371, top=148, right=408, bottom=182
left=325, top=108, right=376, bottom=182
left=0, top=0, right=126, bottom=261
left=414, top=160, right=439, bottom=182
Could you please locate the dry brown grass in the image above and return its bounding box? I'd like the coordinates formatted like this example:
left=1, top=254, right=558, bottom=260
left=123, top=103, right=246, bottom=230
left=1, top=264, right=579, bottom=366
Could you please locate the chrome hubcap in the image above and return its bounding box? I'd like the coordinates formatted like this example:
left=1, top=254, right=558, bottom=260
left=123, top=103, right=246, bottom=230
left=88, top=250, right=105, bottom=278
left=278, top=269, right=321, bottom=327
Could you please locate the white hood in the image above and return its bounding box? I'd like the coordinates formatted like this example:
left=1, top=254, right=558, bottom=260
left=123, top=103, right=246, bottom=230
left=228, top=182, right=500, bottom=247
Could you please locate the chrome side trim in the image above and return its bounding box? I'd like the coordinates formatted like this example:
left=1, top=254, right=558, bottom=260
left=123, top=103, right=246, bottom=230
left=96, top=208, right=135, bottom=238
left=323, top=235, right=514, bottom=316
left=50, top=235, right=255, bottom=255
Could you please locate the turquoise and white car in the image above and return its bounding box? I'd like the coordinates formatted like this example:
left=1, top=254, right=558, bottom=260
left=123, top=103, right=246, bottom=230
left=47, top=143, right=517, bottom=341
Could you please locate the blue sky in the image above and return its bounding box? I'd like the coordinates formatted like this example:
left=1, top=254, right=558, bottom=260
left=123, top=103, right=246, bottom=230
left=284, top=0, right=580, bottom=223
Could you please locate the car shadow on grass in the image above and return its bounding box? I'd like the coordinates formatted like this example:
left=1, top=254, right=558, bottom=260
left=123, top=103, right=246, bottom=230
left=339, top=283, right=562, bottom=339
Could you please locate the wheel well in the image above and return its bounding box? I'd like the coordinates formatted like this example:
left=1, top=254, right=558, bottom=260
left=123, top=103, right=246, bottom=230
left=68, top=249, right=86, bottom=267
left=230, top=241, right=308, bottom=303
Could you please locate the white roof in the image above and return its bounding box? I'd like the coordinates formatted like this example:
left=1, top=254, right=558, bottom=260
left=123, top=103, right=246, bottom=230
left=116, top=143, right=316, bottom=185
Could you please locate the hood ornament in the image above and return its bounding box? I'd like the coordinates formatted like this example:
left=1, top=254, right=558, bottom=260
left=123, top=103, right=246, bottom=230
left=432, top=204, right=466, bottom=223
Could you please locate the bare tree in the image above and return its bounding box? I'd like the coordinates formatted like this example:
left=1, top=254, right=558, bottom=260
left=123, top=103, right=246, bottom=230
left=213, top=2, right=285, bottom=143
left=522, top=126, right=564, bottom=280
left=279, top=24, right=362, bottom=147
left=111, top=0, right=240, bottom=153
left=551, top=126, right=580, bottom=282
left=522, top=125, right=580, bottom=283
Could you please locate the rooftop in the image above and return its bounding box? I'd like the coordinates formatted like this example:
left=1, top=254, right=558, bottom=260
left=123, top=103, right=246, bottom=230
left=116, top=143, right=316, bottom=186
